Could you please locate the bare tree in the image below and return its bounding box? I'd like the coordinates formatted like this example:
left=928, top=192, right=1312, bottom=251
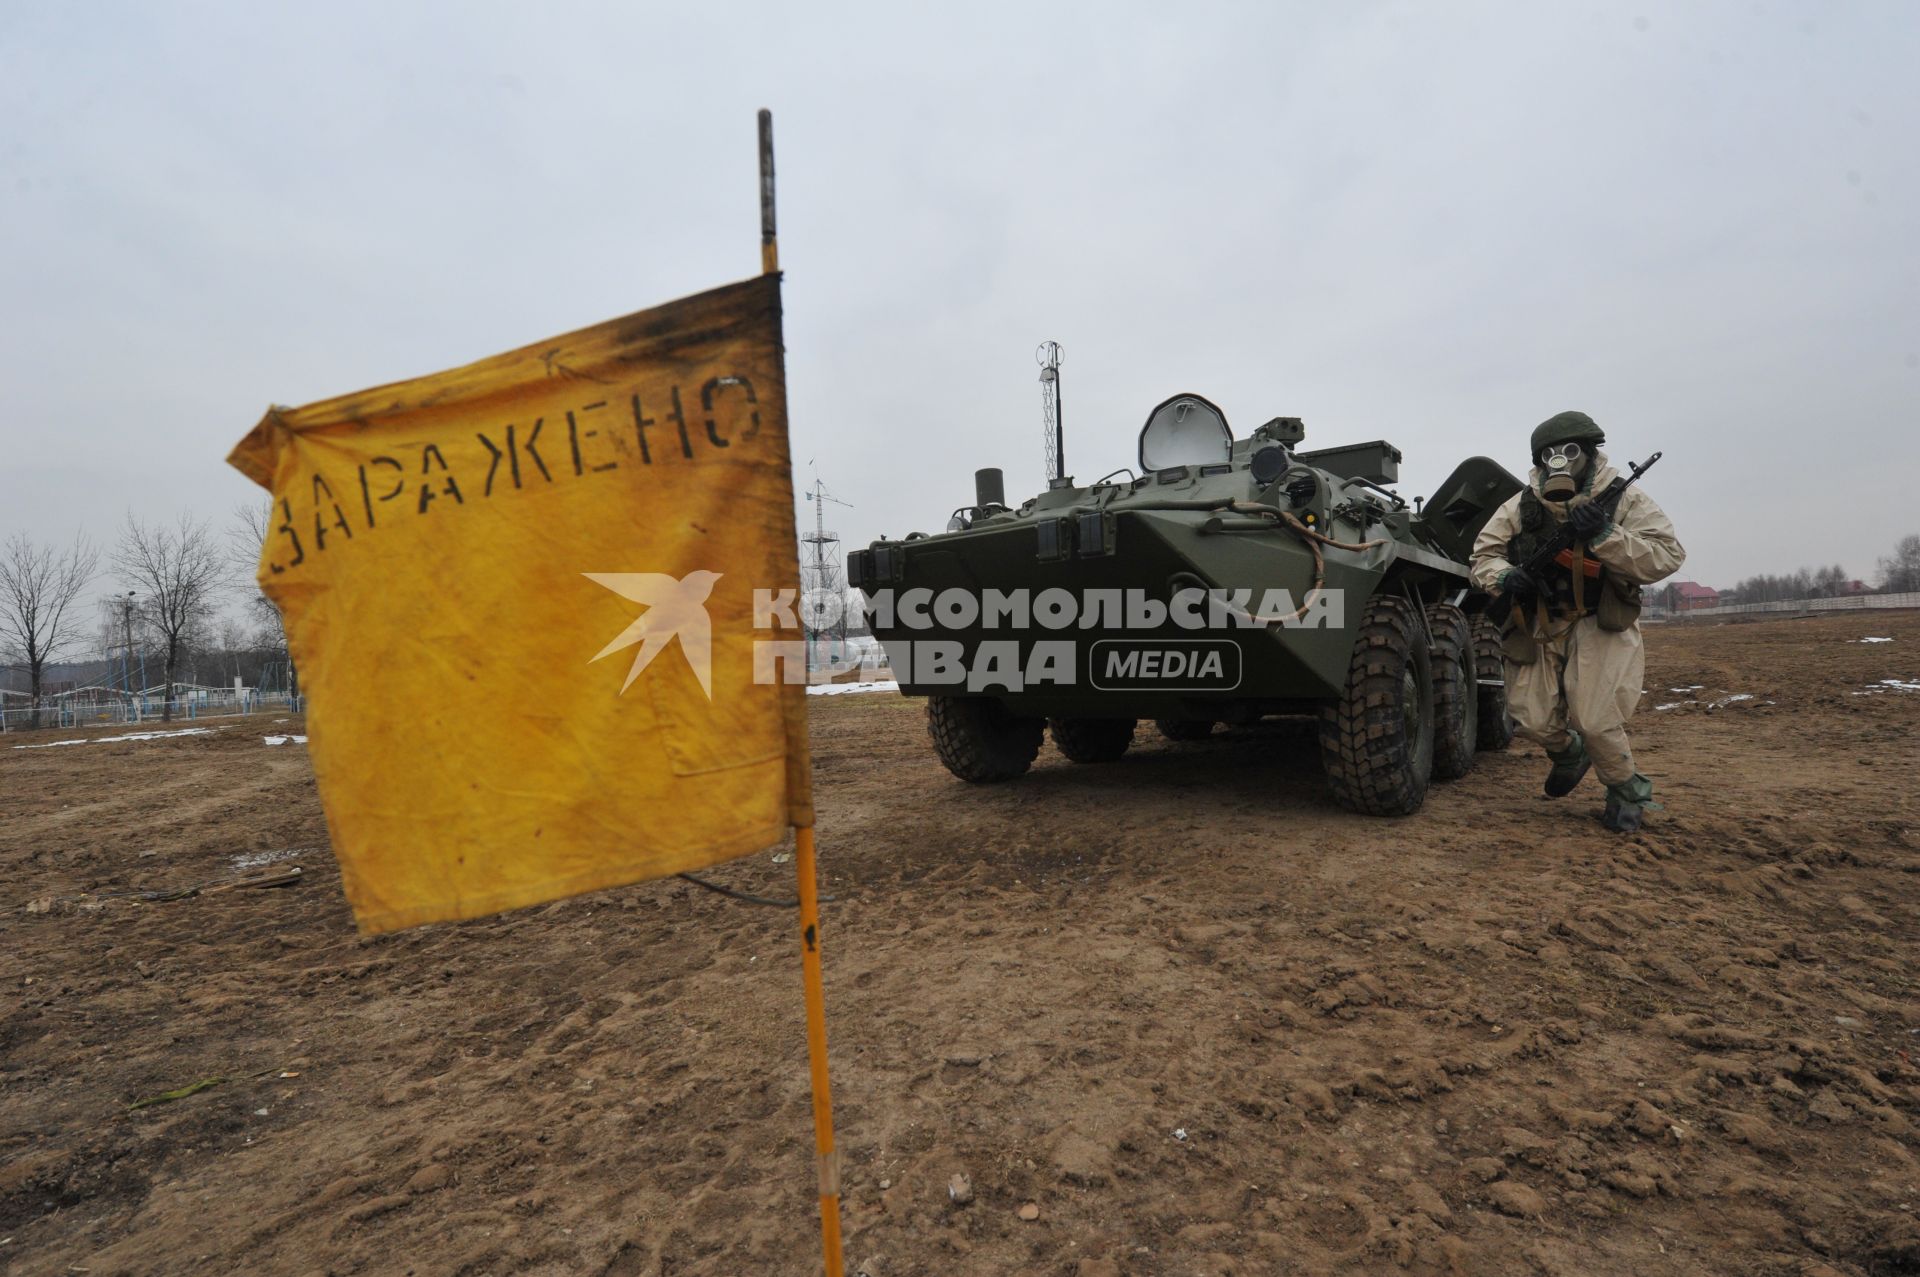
left=229, top=501, right=270, bottom=578
left=114, top=515, right=227, bottom=722
left=230, top=502, right=294, bottom=699
left=1879, top=534, right=1920, bottom=594
left=216, top=617, right=248, bottom=684
left=0, top=533, right=99, bottom=729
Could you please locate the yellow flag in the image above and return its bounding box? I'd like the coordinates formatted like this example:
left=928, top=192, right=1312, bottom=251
left=228, top=275, right=812, bottom=935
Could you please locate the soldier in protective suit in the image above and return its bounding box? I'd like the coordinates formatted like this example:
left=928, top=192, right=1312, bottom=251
left=1470, top=412, right=1685, bottom=832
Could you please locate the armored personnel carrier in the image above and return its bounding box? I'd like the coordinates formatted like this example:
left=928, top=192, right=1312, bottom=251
left=847, top=395, right=1524, bottom=815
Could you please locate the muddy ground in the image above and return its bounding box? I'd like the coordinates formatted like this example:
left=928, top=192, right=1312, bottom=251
left=3, top=613, right=1917, bottom=1277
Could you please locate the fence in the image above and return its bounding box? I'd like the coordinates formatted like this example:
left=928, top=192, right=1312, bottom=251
left=0, top=688, right=305, bottom=734
left=1670, top=591, right=1920, bottom=620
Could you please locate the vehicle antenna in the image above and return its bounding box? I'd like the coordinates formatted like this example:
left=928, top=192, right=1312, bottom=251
left=1037, top=340, right=1065, bottom=487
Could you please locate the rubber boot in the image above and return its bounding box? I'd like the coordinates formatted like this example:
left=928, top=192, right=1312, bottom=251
left=1544, top=731, right=1591, bottom=798
left=1601, top=773, right=1655, bottom=833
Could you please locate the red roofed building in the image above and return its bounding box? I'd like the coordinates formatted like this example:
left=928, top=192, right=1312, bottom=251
left=1664, top=581, right=1719, bottom=611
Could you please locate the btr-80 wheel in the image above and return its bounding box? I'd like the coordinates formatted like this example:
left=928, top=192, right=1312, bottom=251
left=1472, top=612, right=1515, bottom=751
left=1049, top=717, right=1137, bottom=763
left=1426, top=602, right=1478, bottom=781
left=927, top=696, right=1044, bottom=782
left=1317, top=595, right=1436, bottom=816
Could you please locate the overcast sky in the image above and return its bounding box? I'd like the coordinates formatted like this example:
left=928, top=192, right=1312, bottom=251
left=3, top=1, right=1915, bottom=608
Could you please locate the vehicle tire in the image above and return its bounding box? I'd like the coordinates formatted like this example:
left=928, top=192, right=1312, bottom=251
left=1471, top=612, right=1515, bottom=751
left=1048, top=717, right=1137, bottom=763
left=1155, top=718, right=1215, bottom=743
left=927, top=696, right=1044, bottom=782
left=1426, top=602, right=1477, bottom=781
left=1317, top=594, right=1435, bottom=816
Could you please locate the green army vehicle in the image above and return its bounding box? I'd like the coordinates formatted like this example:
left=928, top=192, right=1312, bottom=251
left=846, top=395, right=1524, bottom=815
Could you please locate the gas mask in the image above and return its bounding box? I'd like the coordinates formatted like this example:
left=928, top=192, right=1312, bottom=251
left=1537, top=441, right=1588, bottom=501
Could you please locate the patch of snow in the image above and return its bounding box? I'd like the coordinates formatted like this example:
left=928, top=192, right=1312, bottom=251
left=1668, top=685, right=1704, bottom=692
left=1856, top=637, right=1894, bottom=644
left=263, top=735, right=309, bottom=745
left=13, top=727, right=216, bottom=750
left=807, top=680, right=900, bottom=697
left=1852, top=679, right=1920, bottom=696
left=1654, top=702, right=1690, bottom=712
left=230, top=847, right=309, bottom=870
left=1707, top=693, right=1756, bottom=711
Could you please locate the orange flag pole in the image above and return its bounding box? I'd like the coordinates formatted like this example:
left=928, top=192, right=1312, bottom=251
left=794, top=824, right=844, bottom=1274
left=760, top=107, right=843, bottom=1276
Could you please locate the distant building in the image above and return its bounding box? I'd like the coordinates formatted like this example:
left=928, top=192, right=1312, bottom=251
left=1664, top=581, right=1719, bottom=611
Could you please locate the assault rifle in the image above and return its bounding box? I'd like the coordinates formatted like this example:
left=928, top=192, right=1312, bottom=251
left=1491, top=451, right=1662, bottom=608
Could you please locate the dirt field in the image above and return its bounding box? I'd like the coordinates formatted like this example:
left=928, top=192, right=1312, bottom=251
left=3, top=614, right=1917, bottom=1277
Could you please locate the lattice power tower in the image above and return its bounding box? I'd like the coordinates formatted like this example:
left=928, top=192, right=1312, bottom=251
left=802, top=473, right=853, bottom=668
